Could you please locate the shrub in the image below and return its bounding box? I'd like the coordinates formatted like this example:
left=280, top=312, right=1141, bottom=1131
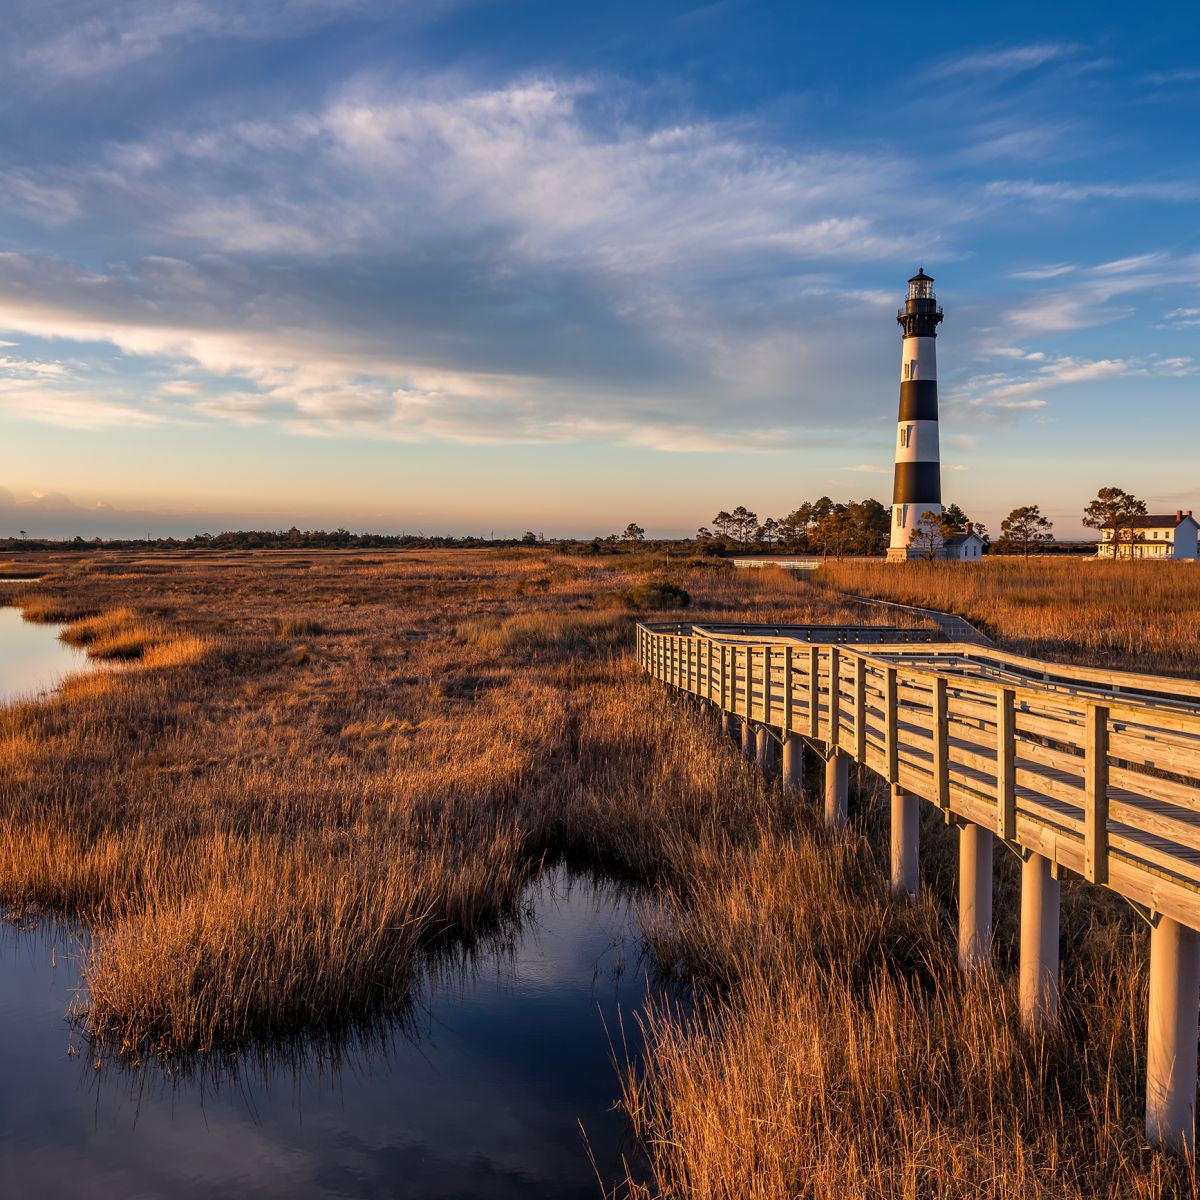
left=603, top=581, right=691, bottom=611
left=275, top=616, right=326, bottom=637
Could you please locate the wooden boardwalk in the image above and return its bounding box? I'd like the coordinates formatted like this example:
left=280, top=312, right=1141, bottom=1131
left=637, top=619, right=1200, bottom=1153
left=841, top=593, right=995, bottom=646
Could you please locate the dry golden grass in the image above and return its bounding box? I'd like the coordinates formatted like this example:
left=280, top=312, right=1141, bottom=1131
left=815, top=558, right=1200, bottom=676
left=0, top=550, right=1195, bottom=1195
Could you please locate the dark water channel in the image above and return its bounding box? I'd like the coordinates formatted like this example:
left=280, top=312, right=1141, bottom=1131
left=0, top=873, right=652, bottom=1198
left=0, top=610, right=659, bottom=1197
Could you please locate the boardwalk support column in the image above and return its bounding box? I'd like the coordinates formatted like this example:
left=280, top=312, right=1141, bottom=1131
left=782, top=736, right=804, bottom=795
left=741, top=719, right=756, bottom=760
left=825, top=750, right=848, bottom=830
left=1146, top=916, right=1200, bottom=1154
left=721, top=712, right=738, bottom=742
left=1019, top=852, right=1060, bottom=1029
left=756, top=726, right=776, bottom=774
left=890, top=784, right=919, bottom=900
left=958, top=822, right=993, bottom=970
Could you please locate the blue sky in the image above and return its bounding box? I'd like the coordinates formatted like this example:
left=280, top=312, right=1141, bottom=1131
left=0, top=0, right=1197, bottom=538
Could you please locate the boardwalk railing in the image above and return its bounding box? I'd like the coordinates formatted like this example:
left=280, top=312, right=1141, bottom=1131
left=636, top=619, right=1200, bottom=1154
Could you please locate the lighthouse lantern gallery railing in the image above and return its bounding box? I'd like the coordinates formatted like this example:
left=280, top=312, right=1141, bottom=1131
left=636, top=619, right=1200, bottom=1155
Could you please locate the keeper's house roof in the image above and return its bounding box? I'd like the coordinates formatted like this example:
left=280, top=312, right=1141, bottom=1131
left=943, top=530, right=984, bottom=547
left=1103, top=512, right=1196, bottom=530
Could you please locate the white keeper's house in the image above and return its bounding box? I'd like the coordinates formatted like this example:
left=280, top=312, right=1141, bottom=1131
left=1098, top=510, right=1199, bottom=560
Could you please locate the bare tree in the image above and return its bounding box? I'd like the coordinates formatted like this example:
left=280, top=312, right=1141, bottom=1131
left=909, top=510, right=945, bottom=559
left=1082, top=486, right=1146, bottom=559
left=999, top=505, right=1053, bottom=557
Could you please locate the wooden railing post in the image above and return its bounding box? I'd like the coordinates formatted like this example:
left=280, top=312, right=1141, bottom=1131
left=1084, top=702, right=1109, bottom=885
left=783, top=646, right=793, bottom=735
left=933, top=675, right=949, bottom=813
left=885, top=665, right=899, bottom=784
left=854, top=656, right=867, bottom=763
left=827, top=647, right=841, bottom=749
left=996, top=687, right=1016, bottom=841
left=763, top=646, right=773, bottom=727
left=808, top=645, right=820, bottom=738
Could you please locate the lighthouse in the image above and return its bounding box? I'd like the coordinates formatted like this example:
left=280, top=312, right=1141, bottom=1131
left=888, top=268, right=944, bottom=561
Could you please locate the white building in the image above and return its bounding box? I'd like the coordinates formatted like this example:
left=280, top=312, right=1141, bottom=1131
left=942, top=524, right=987, bottom=561
left=1098, top=510, right=1199, bottom=560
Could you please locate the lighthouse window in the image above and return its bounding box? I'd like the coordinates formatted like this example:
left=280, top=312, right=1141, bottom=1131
left=910, top=361, right=918, bottom=380
left=900, top=425, right=913, bottom=448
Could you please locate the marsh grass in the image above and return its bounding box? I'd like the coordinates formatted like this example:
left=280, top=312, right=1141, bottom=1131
left=275, top=615, right=326, bottom=637
left=0, top=549, right=1196, bottom=1195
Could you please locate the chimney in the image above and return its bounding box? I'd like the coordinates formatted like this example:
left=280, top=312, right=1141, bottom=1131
left=1176, top=510, right=1183, bottom=524
left=965, top=521, right=973, bottom=535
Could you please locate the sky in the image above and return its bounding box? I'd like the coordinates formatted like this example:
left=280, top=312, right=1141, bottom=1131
left=0, top=0, right=1198, bottom=539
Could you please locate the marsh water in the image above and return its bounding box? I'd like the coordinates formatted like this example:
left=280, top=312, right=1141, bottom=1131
left=0, top=604, right=86, bottom=705
left=0, top=872, right=652, bottom=1198
left=0, top=611, right=657, bottom=1197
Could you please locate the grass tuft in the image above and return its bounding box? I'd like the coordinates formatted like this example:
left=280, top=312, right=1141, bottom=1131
left=275, top=616, right=326, bottom=637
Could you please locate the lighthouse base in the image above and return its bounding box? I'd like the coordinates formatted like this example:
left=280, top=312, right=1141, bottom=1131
left=887, top=547, right=931, bottom=563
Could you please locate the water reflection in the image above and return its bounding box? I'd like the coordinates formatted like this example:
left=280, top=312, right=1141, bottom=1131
left=0, top=870, right=652, bottom=1198
left=0, top=605, right=85, bottom=704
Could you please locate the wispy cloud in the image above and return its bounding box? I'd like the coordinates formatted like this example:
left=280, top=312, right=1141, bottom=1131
left=995, top=252, right=1198, bottom=335
left=6, top=0, right=396, bottom=80
left=987, top=179, right=1200, bottom=203
left=935, top=43, right=1079, bottom=78
left=1140, top=68, right=1200, bottom=87
left=950, top=352, right=1200, bottom=419
left=1008, top=264, right=1075, bottom=280
left=1163, top=308, right=1200, bottom=329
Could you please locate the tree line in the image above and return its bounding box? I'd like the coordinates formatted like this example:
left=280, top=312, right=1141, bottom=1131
left=645, top=485, right=1160, bottom=559
left=692, top=498, right=981, bottom=559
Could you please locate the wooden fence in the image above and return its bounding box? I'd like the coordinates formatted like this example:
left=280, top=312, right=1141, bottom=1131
left=636, top=620, right=1200, bottom=1154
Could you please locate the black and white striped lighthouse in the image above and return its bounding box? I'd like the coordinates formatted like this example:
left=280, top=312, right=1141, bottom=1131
left=888, top=268, right=944, bottom=561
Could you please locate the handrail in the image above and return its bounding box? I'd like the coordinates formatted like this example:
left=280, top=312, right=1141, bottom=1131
left=636, top=621, right=1200, bottom=931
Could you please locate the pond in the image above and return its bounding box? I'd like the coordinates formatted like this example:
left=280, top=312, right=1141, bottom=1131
left=0, top=869, right=654, bottom=1198
left=0, top=604, right=86, bottom=706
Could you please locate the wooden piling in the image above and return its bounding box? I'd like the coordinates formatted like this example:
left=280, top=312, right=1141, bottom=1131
left=1019, top=852, right=1060, bottom=1029
left=959, top=822, right=993, bottom=970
